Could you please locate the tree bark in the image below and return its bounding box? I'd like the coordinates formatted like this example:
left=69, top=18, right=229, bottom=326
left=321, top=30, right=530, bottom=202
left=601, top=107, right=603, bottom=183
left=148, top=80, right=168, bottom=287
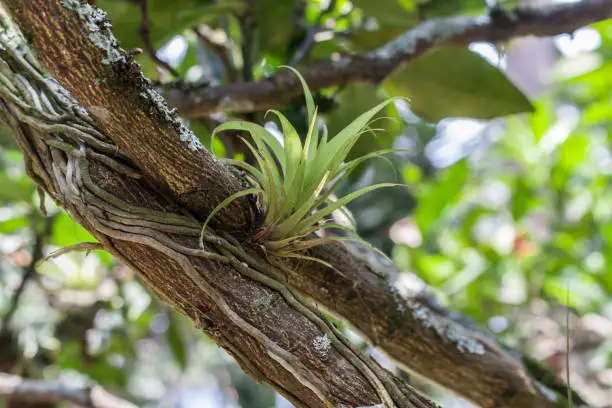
left=0, top=3, right=437, bottom=407
left=0, top=1, right=596, bottom=407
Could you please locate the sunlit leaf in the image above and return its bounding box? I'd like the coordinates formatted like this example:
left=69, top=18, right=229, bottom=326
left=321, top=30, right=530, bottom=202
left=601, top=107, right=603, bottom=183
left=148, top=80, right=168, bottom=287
left=0, top=215, right=28, bottom=234
left=0, top=173, right=34, bottom=203
left=52, top=212, right=97, bottom=247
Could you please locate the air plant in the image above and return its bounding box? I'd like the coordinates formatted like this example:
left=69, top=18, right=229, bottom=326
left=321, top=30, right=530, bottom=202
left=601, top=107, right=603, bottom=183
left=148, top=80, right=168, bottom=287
left=203, top=66, right=404, bottom=260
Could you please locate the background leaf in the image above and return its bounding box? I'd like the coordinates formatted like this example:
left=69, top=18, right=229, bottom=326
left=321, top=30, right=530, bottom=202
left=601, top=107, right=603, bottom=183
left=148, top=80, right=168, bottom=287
left=166, top=312, right=187, bottom=370
left=384, top=47, right=534, bottom=121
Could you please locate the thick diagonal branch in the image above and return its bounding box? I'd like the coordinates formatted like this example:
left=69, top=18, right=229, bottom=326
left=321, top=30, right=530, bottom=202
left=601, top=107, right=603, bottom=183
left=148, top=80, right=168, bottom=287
left=3, top=0, right=254, bottom=231
left=0, top=23, right=436, bottom=407
left=163, top=0, right=612, bottom=118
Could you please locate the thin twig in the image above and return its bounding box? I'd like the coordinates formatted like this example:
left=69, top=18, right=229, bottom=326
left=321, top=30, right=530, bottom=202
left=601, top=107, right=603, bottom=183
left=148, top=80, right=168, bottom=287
left=0, top=372, right=137, bottom=408
left=290, top=0, right=337, bottom=66
left=138, top=0, right=181, bottom=78
left=193, top=26, right=238, bottom=83
left=40, top=242, right=104, bottom=263
left=239, top=4, right=256, bottom=82
left=0, top=215, right=54, bottom=337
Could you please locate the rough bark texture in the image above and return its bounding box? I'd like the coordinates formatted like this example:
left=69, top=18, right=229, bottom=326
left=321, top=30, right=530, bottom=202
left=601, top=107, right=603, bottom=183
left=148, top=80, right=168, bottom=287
left=0, top=0, right=600, bottom=407
left=4, top=0, right=253, bottom=232
left=0, top=42, right=434, bottom=408
left=0, top=2, right=437, bottom=407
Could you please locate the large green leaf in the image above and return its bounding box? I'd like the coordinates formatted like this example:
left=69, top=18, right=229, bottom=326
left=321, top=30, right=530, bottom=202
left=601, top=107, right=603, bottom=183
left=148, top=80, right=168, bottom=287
left=52, top=212, right=97, bottom=247
left=384, top=47, right=534, bottom=121
left=255, top=0, right=298, bottom=56
left=0, top=216, right=28, bottom=234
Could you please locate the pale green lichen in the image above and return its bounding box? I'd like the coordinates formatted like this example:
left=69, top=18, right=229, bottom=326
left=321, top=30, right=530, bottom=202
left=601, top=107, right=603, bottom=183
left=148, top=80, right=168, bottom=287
left=61, top=0, right=204, bottom=151
left=0, top=22, right=27, bottom=56
left=374, top=15, right=488, bottom=59
left=312, top=334, right=331, bottom=358
left=252, top=293, right=274, bottom=311
left=407, top=300, right=485, bottom=355
left=386, top=275, right=486, bottom=355
left=140, top=87, right=204, bottom=151
left=60, top=0, right=124, bottom=64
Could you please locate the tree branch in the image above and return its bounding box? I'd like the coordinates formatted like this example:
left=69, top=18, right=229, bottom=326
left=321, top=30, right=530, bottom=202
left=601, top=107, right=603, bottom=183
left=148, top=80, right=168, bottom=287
left=41, top=241, right=104, bottom=263
left=0, top=373, right=137, bottom=408
left=164, top=0, right=612, bottom=118
left=0, top=1, right=590, bottom=407
left=0, top=9, right=437, bottom=406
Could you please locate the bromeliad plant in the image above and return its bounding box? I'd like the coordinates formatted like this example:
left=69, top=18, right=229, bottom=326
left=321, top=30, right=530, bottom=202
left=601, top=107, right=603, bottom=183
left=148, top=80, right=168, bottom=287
left=203, top=67, right=403, bottom=259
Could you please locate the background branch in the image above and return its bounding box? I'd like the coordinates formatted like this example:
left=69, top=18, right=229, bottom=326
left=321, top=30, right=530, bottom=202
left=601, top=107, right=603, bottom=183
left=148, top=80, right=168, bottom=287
left=137, top=0, right=180, bottom=78
left=0, top=373, right=137, bottom=408
left=289, top=0, right=337, bottom=66
left=193, top=25, right=238, bottom=83
left=0, top=215, right=54, bottom=338
left=164, top=0, right=612, bottom=118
